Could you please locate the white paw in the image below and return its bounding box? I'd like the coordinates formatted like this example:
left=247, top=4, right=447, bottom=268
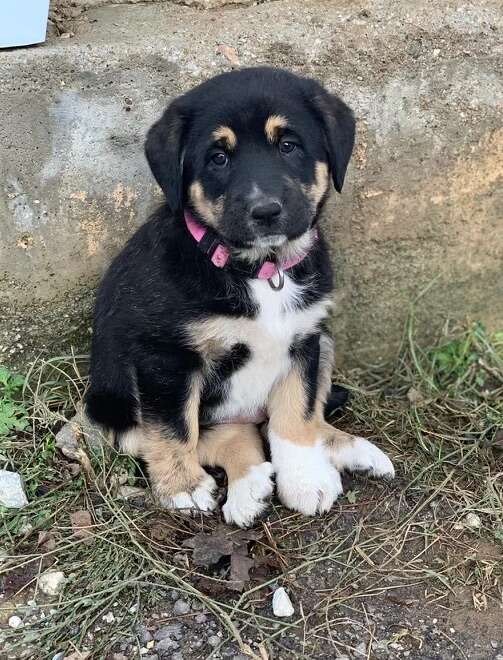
left=327, top=437, right=395, bottom=479
left=223, top=462, right=274, bottom=528
left=269, top=432, right=343, bottom=516
left=158, top=473, right=218, bottom=512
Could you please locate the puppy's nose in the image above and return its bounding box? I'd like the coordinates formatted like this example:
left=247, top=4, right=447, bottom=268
left=250, top=199, right=282, bottom=223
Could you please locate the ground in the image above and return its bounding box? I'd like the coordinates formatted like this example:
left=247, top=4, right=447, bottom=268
left=0, top=320, right=502, bottom=659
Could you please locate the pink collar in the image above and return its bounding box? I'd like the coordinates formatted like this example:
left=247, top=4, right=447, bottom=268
left=184, top=210, right=316, bottom=283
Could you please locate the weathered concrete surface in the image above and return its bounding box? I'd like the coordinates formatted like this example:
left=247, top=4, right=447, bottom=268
left=1, top=0, right=502, bottom=368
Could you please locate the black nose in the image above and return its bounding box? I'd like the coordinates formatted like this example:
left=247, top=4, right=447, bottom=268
left=250, top=200, right=282, bottom=222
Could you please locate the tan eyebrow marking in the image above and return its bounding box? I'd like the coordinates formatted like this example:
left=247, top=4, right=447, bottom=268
left=212, top=125, right=237, bottom=150
left=265, top=114, right=288, bottom=143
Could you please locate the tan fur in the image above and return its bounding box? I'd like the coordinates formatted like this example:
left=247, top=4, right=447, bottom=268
left=189, top=181, right=224, bottom=228
left=267, top=367, right=319, bottom=446
left=302, top=161, right=330, bottom=210
left=212, top=125, right=237, bottom=150
left=265, top=114, right=288, bottom=143
left=267, top=332, right=354, bottom=449
left=141, top=424, right=205, bottom=499
left=131, top=374, right=205, bottom=499
left=198, top=424, right=266, bottom=482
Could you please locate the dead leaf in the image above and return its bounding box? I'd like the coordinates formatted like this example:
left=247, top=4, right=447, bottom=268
left=64, top=652, right=90, bottom=660
left=149, top=523, right=170, bottom=541
left=217, top=44, right=240, bottom=67
left=183, top=531, right=233, bottom=566
left=70, top=510, right=93, bottom=545
left=407, top=387, right=425, bottom=406
left=37, top=530, right=56, bottom=552
left=229, top=552, right=255, bottom=591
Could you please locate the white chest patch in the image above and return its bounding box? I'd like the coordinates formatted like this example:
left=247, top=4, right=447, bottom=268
left=202, top=276, right=331, bottom=423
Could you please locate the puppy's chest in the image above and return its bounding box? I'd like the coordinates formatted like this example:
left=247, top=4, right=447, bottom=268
left=195, top=278, right=331, bottom=421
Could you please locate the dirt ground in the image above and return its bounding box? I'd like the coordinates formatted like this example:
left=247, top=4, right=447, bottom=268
left=1, top=321, right=502, bottom=659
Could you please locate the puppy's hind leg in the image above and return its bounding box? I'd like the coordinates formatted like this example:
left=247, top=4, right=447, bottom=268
left=198, top=424, right=274, bottom=528
left=322, top=424, right=395, bottom=480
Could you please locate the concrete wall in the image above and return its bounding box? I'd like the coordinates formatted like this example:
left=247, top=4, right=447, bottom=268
left=1, top=0, right=502, bottom=368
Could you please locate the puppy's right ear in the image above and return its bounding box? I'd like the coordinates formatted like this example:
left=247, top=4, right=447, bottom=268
left=145, top=98, right=188, bottom=213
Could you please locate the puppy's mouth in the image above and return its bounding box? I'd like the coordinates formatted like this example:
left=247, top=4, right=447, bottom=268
left=244, top=234, right=287, bottom=249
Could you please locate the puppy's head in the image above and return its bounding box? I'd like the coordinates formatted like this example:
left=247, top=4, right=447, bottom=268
left=145, top=67, right=355, bottom=251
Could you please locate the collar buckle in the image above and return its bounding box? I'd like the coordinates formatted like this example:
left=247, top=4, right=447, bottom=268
left=268, top=268, right=285, bottom=291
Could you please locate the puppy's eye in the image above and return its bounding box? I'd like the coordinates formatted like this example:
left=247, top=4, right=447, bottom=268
left=211, top=152, right=228, bottom=166
left=279, top=140, right=296, bottom=154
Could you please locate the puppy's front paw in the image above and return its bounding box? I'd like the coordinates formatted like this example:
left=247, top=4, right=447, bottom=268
left=269, top=432, right=343, bottom=516
left=223, top=462, right=274, bottom=528
left=157, top=473, right=218, bottom=513
left=326, top=436, right=395, bottom=479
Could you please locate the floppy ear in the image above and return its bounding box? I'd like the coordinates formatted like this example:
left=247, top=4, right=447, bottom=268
left=144, top=98, right=188, bottom=212
left=313, top=91, right=356, bottom=193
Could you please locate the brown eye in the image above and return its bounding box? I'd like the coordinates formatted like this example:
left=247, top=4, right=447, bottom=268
left=211, top=152, right=228, bottom=166
left=279, top=140, right=296, bottom=154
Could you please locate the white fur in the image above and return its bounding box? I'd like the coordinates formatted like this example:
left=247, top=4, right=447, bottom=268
left=327, top=437, right=395, bottom=479
left=211, top=276, right=331, bottom=424
left=269, top=431, right=343, bottom=515
left=222, top=462, right=274, bottom=527
left=118, top=427, right=143, bottom=456
left=158, top=473, right=217, bottom=512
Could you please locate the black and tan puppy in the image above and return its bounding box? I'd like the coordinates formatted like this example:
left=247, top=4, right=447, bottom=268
left=86, top=67, right=394, bottom=527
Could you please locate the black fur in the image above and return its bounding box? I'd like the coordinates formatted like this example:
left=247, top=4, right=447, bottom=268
left=86, top=67, right=355, bottom=441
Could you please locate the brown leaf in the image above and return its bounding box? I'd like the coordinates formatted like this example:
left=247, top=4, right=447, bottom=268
left=70, top=510, right=93, bottom=545
left=150, top=523, right=170, bottom=541
left=216, top=44, right=240, bottom=67
left=229, top=552, right=255, bottom=592
left=183, top=531, right=233, bottom=566
left=37, top=530, right=56, bottom=552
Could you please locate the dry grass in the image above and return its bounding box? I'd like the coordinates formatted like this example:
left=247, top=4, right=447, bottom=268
left=0, top=319, right=502, bottom=658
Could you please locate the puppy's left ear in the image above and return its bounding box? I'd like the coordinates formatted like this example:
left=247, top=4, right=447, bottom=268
left=313, top=91, right=356, bottom=193
left=145, top=97, right=189, bottom=213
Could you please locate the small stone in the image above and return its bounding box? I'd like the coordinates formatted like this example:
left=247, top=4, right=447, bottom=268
left=355, top=641, right=366, bottom=657
left=38, top=570, right=65, bottom=596
left=140, top=627, right=153, bottom=643
left=465, top=512, right=481, bottom=529
left=173, top=599, right=190, bottom=616
left=195, top=613, right=207, bottom=624
left=51, top=653, right=65, bottom=660
left=117, top=485, right=147, bottom=500
left=208, top=635, right=221, bottom=647
left=171, top=653, right=183, bottom=660
left=490, top=640, right=498, bottom=649
left=102, top=611, right=115, bottom=623
left=0, top=470, right=28, bottom=508
left=154, top=623, right=182, bottom=641
left=146, top=640, right=155, bottom=649
left=8, top=615, right=23, bottom=629
left=156, top=637, right=179, bottom=652
left=272, top=587, right=294, bottom=617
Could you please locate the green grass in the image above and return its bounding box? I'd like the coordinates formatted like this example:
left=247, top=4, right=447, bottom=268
left=0, top=320, right=502, bottom=659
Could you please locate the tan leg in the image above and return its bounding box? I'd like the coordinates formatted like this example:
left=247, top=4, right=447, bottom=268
left=198, top=424, right=274, bottom=527
left=267, top=364, right=343, bottom=515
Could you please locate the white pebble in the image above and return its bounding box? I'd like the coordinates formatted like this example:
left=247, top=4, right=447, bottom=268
left=465, top=512, right=481, bottom=529
left=8, top=615, right=23, bottom=629
left=272, top=587, right=294, bottom=617
left=0, top=470, right=28, bottom=509
left=102, top=611, right=115, bottom=623
left=38, top=570, right=66, bottom=596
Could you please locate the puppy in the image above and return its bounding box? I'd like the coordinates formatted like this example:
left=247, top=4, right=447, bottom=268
left=86, top=67, right=394, bottom=527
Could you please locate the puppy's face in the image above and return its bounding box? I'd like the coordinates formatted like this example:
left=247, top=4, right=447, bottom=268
left=146, top=68, right=355, bottom=251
